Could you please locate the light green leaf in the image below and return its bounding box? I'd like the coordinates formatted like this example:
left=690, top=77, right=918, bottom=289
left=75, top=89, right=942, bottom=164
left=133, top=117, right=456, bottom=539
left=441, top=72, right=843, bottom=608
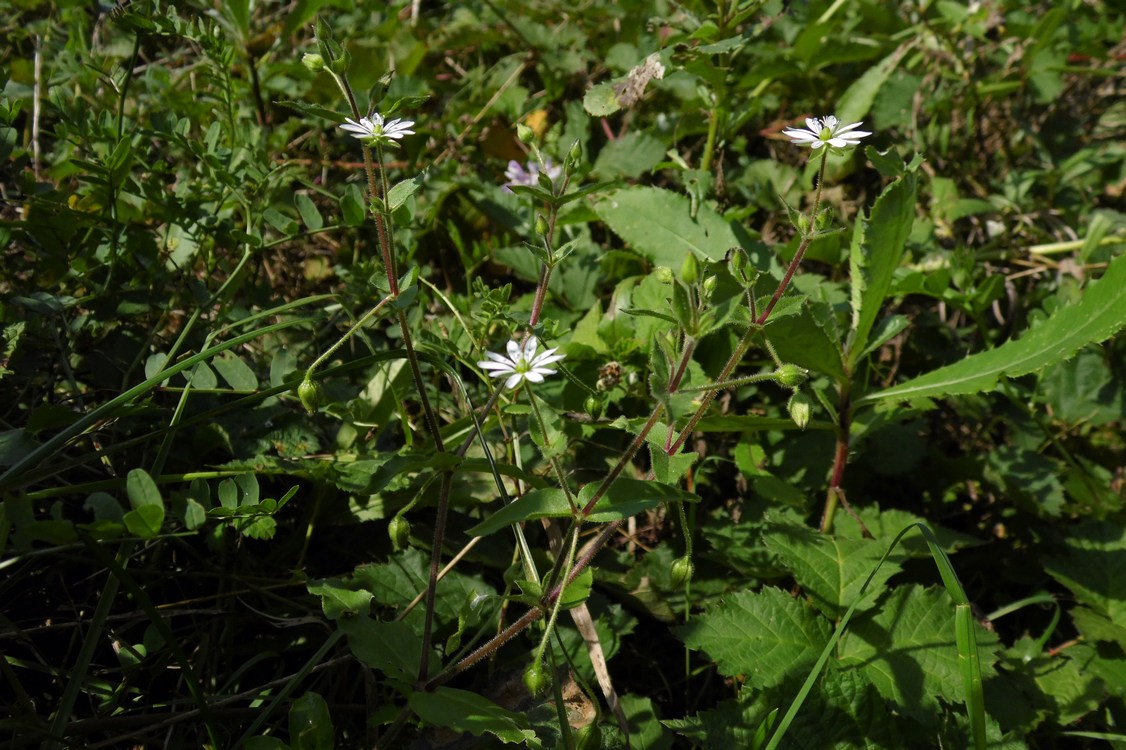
left=290, top=692, right=333, bottom=750
left=1043, top=520, right=1126, bottom=624
left=123, top=504, right=164, bottom=539
left=862, top=251, right=1126, bottom=404
left=848, top=173, right=917, bottom=363
left=126, top=468, right=162, bottom=510
left=213, top=351, right=258, bottom=391
left=338, top=615, right=435, bottom=683
left=836, top=47, right=907, bottom=128
left=838, top=585, right=999, bottom=723
left=467, top=479, right=698, bottom=537
left=763, top=524, right=901, bottom=619
left=295, top=193, right=324, bottom=231
left=387, top=172, right=426, bottom=213
left=676, top=587, right=831, bottom=688
left=592, top=187, right=743, bottom=265
left=583, top=82, right=621, bottom=116
left=409, top=687, right=539, bottom=746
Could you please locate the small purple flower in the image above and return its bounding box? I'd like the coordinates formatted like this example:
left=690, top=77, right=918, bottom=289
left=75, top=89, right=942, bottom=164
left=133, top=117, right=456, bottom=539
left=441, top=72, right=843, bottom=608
left=502, top=158, right=562, bottom=193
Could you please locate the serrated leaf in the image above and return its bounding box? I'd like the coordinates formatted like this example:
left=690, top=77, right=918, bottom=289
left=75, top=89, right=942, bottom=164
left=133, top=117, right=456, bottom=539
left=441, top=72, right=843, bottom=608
left=848, top=173, right=917, bottom=363
left=213, top=351, right=258, bottom=391
left=409, top=687, right=539, bottom=746
left=592, top=186, right=743, bottom=265
left=467, top=478, right=697, bottom=537
left=583, top=82, right=621, bottom=116
left=351, top=547, right=492, bottom=628
left=837, top=585, right=999, bottom=723
left=763, top=524, right=901, bottom=619
left=1043, top=520, right=1126, bottom=624
left=676, top=587, right=831, bottom=688
left=863, top=251, right=1126, bottom=404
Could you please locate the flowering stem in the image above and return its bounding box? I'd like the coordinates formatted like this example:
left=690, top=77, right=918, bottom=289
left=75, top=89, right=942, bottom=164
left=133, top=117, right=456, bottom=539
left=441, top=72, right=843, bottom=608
left=533, top=522, right=581, bottom=666
left=755, top=151, right=829, bottom=325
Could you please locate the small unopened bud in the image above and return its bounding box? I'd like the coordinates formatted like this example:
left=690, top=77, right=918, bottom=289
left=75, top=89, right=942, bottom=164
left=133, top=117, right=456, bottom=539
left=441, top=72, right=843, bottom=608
left=773, top=363, right=809, bottom=389
left=297, top=377, right=322, bottom=415
left=568, top=140, right=582, bottom=167
left=788, top=391, right=813, bottom=430
left=534, top=214, right=549, bottom=236
left=584, top=395, right=599, bottom=417
left=702, top=275, right=717, bottom=297
left=388, top=516, right=411, bottom=550
left=302, top=53, right=325, bottom=72
left=655, top=266, right=674, bottom=284
left=670, top=555, right=694, bottom=587
left=680, top=253, right=698, bottom=284
left=523, top=660, right=551, bottom=698
left=516, top=123, right=535, bottom=144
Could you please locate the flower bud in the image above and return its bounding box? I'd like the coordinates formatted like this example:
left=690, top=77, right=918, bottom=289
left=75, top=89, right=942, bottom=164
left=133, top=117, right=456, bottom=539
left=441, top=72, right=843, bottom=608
left=302, top=53, right=325, bottom=72
left=297, top=377, right=322, bottom=415
left=584, top=395, right=600, bottom=417
left=328, top=46, right=350, bottom=74
left=388, top=516, right=411, bottom=550
left=534, top=214, right=549, bottom=236
left=568, top=140, right=582, bottom=167
left=516, top=123, right=535, bottom=144
left=702, top=274, right=717, bottom=297
left=788, top=391, right=813, bottom=430
left=655, top=266, right=674, bottom=284
left=680, top=253, right=698, bottom=284
left=773, top=363, right=808, bottom=389
left=523, top=660, right=551, bottom=698
left=670, top=556, right=694, bottom=587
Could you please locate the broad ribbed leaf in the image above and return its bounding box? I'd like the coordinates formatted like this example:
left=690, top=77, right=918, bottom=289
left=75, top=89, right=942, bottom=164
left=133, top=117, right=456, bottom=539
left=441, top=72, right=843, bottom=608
left=763, top=524, right=901, bottom=618
left=838, top=585, right=999, bottom=723
left=409, top=687, right=539, bottom=746
left=1044, top=520, right=1126, bottom=624
left=676, top=587, right=831, bottom=688
left=863, top=251, right=1126, bottom=404
left=592, top=186, right=743, bottom=265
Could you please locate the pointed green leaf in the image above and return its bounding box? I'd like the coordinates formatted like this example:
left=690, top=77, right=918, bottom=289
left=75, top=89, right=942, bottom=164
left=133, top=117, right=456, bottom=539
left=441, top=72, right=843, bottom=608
left=863, top=251, right=1126, bottom=404
left=1043, top=520, right=1126, bottom=623
left=848, top=173, right=917, bottom=363
left=295, top=193, right=324, bottom=231
left=387, top=172, right=426, bottom=213
left=592, top=186, right=745, bottom=265
left=763, top=524, right=902, bottom=618
left=337, top=615, right=435, bottom=683
left=213, top=351, right=258, bottom=391
left=409, top=687, right=539, bottom=745
left=838, top=585, right=999, bottom=723
left=676, top=587, right=831, bottom=688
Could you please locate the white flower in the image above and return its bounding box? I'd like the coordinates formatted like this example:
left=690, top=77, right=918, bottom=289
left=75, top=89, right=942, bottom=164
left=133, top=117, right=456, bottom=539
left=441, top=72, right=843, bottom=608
left=502, top=158, right=562, bottom=193
left=339, top=113, right=415, bottom=145
left=782, top=115, right=871, bottom=150
left=478, top=337, right=566, bottom=390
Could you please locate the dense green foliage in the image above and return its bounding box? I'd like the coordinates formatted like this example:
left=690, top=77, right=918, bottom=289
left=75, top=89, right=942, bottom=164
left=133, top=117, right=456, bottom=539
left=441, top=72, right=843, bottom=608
left=2, top=0, right=1125, bottom=747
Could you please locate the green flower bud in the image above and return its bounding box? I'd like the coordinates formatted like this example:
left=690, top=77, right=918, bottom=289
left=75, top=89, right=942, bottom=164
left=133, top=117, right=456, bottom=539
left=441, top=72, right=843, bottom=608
left=388, top=516, right=411, bottom=550
left=328, top=46, right=350, bottom=74
left=788, top=391, right=813, bottom=430
left=568, top=140, right=582, bottom=168
left=702, top=274, right=718, bottom=297
left=534, top=214, right=549, bottom=236
left=516, top=123, right=535, bottom=144
left=584, top=395, right=600, bottom=417
left=297, top=377, right=322, bottom=415
left=523, top=660, right=551, bottom=698
left=655, top=266, right=674, bottom=284
left=302, top=53, right=325, bottom=72
left=670, top=555, right=695, bottom=587
left=773, top=363, right=809, bottom=389
left=680, top=252, right=698, bottom=284
left=730, top=248, right=747, bottom=275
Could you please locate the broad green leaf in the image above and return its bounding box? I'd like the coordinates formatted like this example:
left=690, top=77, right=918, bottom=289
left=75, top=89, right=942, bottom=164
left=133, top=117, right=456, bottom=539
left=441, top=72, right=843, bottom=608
left=592, top=131, right=666, bottom=179
left=836, top=47, right=907, bottom=129
left=387, top=172, right=426, bottom=213
left=351, top=547, right=492, bottom=628
left=409, top=687, right=539, bottom=746
left=1043, top=520, right=1126, bottom=624
left=676, top=586, right=831, bottom=688
left=583, top=82, right=621, bottom=116
left=126, top=468, right=162, bottom=510
left=763, top=524, right=901, bottom=618
left=123, top=504, right=164, bottom=539
left=848, top=173, right=917, bottom=363
left=338, top=615, right=436, bottom=683
left=340, top=183, right=366, bottom=226
left=308, top=579, right=373, bottom=619
left=1072, top=606, right=1126, bottom=649
left=764, top=300, right=846, bottom=381
left=295, top=193, right=324, bottom=231
left=863, top=251, right=1126, bottom=404
left=213, top=351, right=258, bottom=391
left=467, top=479, right=698, bottom=537
left=838, top=585, right=999, bottom=723
left=290, top=692, right=333, bottom=750
left=592, top=187, right=743, bottom=265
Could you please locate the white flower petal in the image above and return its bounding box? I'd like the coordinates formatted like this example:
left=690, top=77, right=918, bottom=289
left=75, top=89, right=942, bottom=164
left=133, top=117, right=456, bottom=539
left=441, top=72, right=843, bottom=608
left=478, top=361, right=515, bottom=373
left=522, top=337, right=540, bottom=361
left=523, top=371, right=545, bottom=383
left=504, top=373, right=524, bottom=389
left=506, top=339, right=523, bottom=361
